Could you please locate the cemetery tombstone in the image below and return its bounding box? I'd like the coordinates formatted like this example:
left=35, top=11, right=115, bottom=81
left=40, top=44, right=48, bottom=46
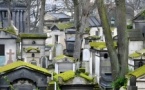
left=83, top=48, right=90, bottom=61
left=55, top=43, right=63, bottom=56
left=40, top=56, right=48, bottom=68
left=82, top=48, right=91, bottom=74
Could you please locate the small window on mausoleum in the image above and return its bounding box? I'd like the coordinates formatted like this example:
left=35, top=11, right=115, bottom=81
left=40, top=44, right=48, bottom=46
left=104, top=53, right=108, bottom=59
left=138, top=61, right=144, bottom=67
left=32, top=53, right=35, bottom=57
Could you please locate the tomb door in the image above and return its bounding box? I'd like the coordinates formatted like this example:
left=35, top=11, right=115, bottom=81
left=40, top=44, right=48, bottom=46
left=0, top=44, right=5, bottom=66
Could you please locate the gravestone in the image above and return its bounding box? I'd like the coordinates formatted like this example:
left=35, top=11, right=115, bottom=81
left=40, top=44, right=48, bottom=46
left=41, top=56, right=48, bottom=68
left=83, top=48, right=90, bottom=61
left=55, top=43, right=63, bottom=56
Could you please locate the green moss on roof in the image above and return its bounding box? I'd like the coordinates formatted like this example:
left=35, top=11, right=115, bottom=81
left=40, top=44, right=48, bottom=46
left=129, top=52, right=141, bottom=58
left=0, top=61, right=51, bottom=75
left=19, top=33, right=47, bottom=39
left=85, top=35, right=100, bottom=40
left=0, top=26, right=16, bottom=35
left=49, top=80, right=55, bottom=85
left=54, top=70, right=75, bottom=81
left=90, top=42, right=106, bottom=50
left=129, top=49, right=145, bottom=58
left=53, top=55, right=75, bottom=61
left=56, top=22, right=74, bottom=30
left=79, top=73, right=93, bottom=81
left=127, top=65, right=145, bottom=78
left=136, top=49, right=145, bottom=54
left=90, top=42, right=117, bottom=50
left=24, top=47, right=40, bottom=53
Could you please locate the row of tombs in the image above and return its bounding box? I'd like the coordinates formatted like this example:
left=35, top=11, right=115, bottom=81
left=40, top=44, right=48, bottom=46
left=0, top=29, right=102, bottom=90
left=3, top=27, right=143, bottom=90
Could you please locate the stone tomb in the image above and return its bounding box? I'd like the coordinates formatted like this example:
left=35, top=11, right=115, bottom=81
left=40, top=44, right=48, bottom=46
left=65, top=29, right=76, bottom=56
left=55, top=71, right=95, bottom=90
left=55, top=43, right=63, bottom=56
left=20, top=33, right=47, bottom=67
left=126, top=65, right=145, bottom=90
left=128, top=49, right=145, bottom=71
left=89, top=44, right=112, bottom=89
left=53, top=55, right=75, bottom=74
left=0, top=61, right=51, bottom=90
left=0, top=30, right=17, bottom=66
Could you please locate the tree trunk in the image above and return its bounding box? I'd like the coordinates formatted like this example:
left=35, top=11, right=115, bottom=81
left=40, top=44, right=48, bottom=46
left=73, top=0, right=80, bottom=60
left=73, top=0, right=90, bottom=68
left=26, top=0, right=31, bottom=33
left=115, top=0, right=128, bottom=77
left=96, top=0, right=120, bottom=80
left=38, top=0, right=46, bottom=33
left=7, top=0, right=11, bottom=27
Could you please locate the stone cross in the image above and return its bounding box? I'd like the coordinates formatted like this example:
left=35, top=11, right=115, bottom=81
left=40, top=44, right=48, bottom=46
left=7, top=49, right=14, bottom=64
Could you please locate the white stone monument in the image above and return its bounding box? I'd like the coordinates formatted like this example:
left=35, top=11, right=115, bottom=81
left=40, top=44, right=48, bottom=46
left=55, top=43, right=63, bottom=56
left=83, top=49, right=90, bottom=61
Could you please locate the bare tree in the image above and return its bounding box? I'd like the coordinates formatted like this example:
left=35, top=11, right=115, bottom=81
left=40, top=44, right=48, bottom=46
left=73, top=0, right=96, bottom=67
left=7, top=0, right=12, bottom=26
left=38, top=0, right=46, bottom=33
left=96, top=0, right=119, bottom=80
left=115, top=0, right=128, bottom=77
left=96, top=0, right=128, bottom=88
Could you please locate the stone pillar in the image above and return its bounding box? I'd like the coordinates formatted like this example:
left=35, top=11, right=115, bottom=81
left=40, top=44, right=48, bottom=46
left=73, top=63, right=75, bottom=72
left=16, top=10, right=19, bottom=30
left=20, top=10, right=23, bottom=32
left=127, top=75, right=137, bottom=90
left=0, top=12, right=2, bottom=28
left=55, top=64, right=58, bottom=74
left=12, top=11, right=15, bottom=24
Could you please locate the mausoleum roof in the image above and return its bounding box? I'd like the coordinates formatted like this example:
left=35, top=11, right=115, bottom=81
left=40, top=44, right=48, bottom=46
left=85, top=35, right=100, bottom=40
left=129, top=49, right=145, bottom=58
left=54, top=70, right=75, bottom=81
left=0, top=61, right=51, bottom=76
left=53, top=70, right=94, bottom=83
left=90, top=42, right=117, bottom=50
left=51, top=22, right=74, bottom=31
left=0, top=27, right=17, bottom=36
left=53, top=55, right=75, bottom=61
left=127, top=65, right=145, bottom=78
left=19, top=33, right=47, bottom=39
